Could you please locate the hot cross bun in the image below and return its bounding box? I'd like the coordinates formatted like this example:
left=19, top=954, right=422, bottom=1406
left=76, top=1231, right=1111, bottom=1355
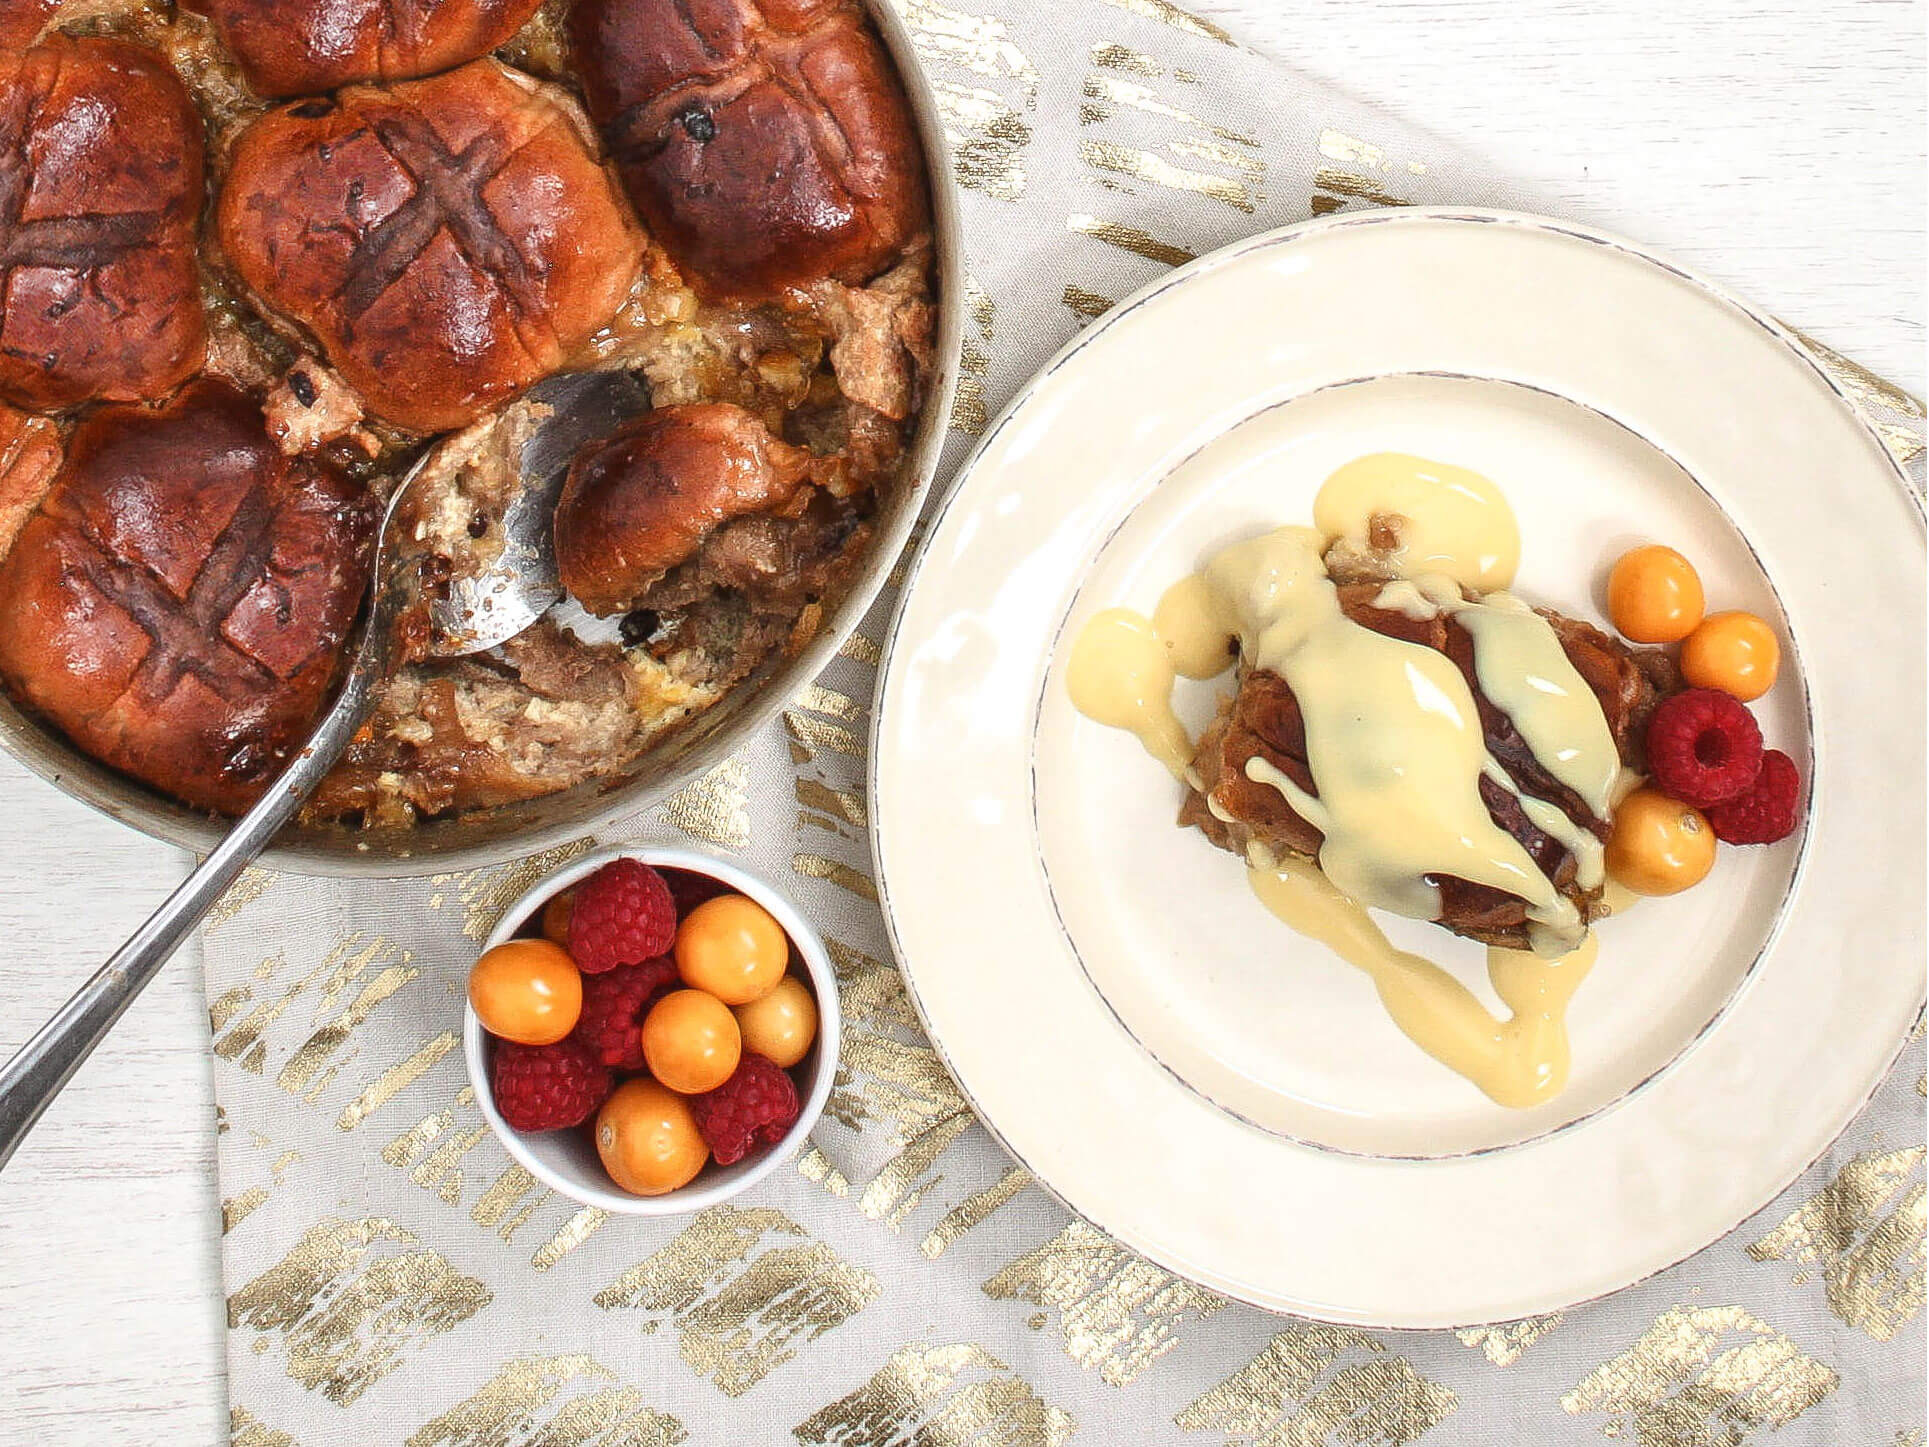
left=0, top=382, right=376, bottom=814
left=0, top=35, right=206, bottom=413
left=217, top=60, right=645, bottom=434
left=571, top=0, right=927, bottom=299
left=194, top=0, right=547, bottom=98
left=554, top=403, right=813, bottom=616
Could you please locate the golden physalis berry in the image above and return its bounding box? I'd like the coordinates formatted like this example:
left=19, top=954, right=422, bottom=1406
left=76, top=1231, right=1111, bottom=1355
left=1606, top=545, right=1704, bottom=643
left=641, top=988, right=741, bottom=1093
left=596, top=1079, right=708, bottom=1195
left=541, top=889, right=576, bottom=948
left=675, top=894, right=789, bottom=1005
left=469, top=939, right=582, bottom=1045
left=1605, top=788, right=1717, bottom=895
left=1680, top=610, right=1780, bottom=701
left=733, top=975, right=818, bottom=1069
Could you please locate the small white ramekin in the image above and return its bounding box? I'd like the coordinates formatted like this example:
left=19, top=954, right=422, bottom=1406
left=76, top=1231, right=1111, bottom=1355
left=463, top=843, right=841, bottom=1215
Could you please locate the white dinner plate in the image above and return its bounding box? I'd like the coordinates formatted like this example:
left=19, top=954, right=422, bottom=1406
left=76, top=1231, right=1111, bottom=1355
left=870, top=209, right=1925, bottom=1326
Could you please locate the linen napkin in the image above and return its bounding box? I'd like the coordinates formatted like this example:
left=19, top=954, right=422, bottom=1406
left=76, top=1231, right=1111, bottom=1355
left=202, top=1, right=1928, bottom=1443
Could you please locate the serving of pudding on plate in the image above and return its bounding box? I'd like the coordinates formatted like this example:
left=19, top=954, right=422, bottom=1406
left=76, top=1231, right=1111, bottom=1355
left=870, top=211, right=1914, bottom=1323
left=1069, top=451, right=1799, bottom=1109
left=0, top=0, right=937, bottom=834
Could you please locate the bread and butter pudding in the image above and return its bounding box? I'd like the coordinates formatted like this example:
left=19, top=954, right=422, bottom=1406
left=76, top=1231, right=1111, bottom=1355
left=1068, top=453, right=1800, bottom=1107
left=1177, top=534, right=1675, bottom=954
left=0, top=0, right=934, bottom=830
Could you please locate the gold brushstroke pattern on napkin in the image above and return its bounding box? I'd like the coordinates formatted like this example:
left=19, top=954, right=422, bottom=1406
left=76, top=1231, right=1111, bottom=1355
left=983, top=1219, right=1227, bottom=1385
left=1176, top=1325, right=1460, bottom=1443
left=795, top=1342, right=1077, bottom=1446
left=892, top=0, right=1038, bottom=201
left=594, top=1205, right=881, bottom=1397
left=336, top=1030, right=460, bottom=1131
left=923, top=1166, right=1033, bottom=1259
left=405, top=1355, right=686, bottom=1447
left=1560, top=1304, right=1839, bottom=1443
left=1746, top=1145, right=1926, bottom=1341
left=659, top=758, right=753, bottom=849
left=230, top=1405, right=299, bottom=1447
left=950, top=273, right=996, bottom=434
left=1455, top=1313, right=1562, bottom=1367
left=208, top=867, right=275, bottom=929
left=229, top=1217, right=492, bottom=1406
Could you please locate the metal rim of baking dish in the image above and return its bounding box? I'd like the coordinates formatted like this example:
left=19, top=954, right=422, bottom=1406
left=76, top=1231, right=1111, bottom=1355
left=0, top=0, right=964, bottom=878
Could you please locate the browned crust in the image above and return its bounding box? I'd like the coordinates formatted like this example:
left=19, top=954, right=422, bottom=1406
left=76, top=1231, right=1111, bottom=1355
left=554, top=401, right=812, bottom=615
left=216, top=60, right=645, bottom=433
left=0, top=382, right=375, bottom=814
left=571, top=0, right=928, bottom=300
left=0, top=35, right=207, bottom=412
left=200, top=0, right=547, bottom=98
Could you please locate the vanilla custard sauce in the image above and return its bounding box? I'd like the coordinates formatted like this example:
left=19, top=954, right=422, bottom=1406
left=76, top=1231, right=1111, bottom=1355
left=1150, top=573, right=1237, bottom=679
left=1064, top=608, right=1194, bottom=778
left=1064, top=452, right=1618, bottom=1105
left=1313, top=451, right=1520, bottom=590
left=1210, top=527, right=1584, bottom=948
left=1247, top=856, right=1596, bottom=1108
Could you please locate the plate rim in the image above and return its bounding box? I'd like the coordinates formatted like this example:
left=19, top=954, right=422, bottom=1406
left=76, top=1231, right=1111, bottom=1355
left=868, top=205, right=1925, bottom=1327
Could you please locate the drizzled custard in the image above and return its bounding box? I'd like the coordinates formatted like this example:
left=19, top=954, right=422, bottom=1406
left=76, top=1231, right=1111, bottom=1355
left=1066, top=452, right=1620, bottom=1107
left=1247, top=856, right=1596, bottom=1109
left=1314, top=451, right=1519, bottom=591
left=1065, top=609, right=1192, bottom=779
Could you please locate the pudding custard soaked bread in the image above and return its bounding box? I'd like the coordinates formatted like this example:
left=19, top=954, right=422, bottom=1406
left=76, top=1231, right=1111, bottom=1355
left=0, top=0, right=933, bottom=825
left=1183, top=536, right=1679, bottom=950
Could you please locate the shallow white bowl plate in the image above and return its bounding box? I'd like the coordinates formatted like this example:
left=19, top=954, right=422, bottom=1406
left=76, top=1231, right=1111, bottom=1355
left=872, top=209, right=1925, bottom=1326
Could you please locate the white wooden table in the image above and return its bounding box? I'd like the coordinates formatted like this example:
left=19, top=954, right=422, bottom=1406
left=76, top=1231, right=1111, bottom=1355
left=0, top=3, right=1919, bottom=1441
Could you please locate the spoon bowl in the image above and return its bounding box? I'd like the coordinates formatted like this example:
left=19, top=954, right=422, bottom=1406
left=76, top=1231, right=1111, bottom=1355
left=430, top=369, right=649, bottom=657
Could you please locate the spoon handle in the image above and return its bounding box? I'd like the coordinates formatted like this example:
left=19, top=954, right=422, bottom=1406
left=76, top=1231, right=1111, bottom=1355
left=0, top=598, right=398, bottom=1173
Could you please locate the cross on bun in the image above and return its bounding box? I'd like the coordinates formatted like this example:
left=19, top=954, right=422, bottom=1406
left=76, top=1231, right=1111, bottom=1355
left=0, top=35, right=206, bottom=413
left=217, top=60, right=645, bottom=433
left=571, top=0, right=928, bottom=299
left=0, top=382, right=376, bottom=814
left=195, top=0, right=547, bottom=98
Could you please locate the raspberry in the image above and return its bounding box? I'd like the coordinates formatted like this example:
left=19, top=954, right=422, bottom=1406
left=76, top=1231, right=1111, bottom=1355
left=568, top=859, right=676, bottom=973
left=1707, top=749, right=1802, bottom=845
left=691, top=1053, right=800, bottom=1165
left=490, top=1038, right=610, bottom=1132
left=1645, top=689, right=1763, bottom=808
left=662, top=867, right=731, bottom=918
left=571, top=956, right=679, bottom=1071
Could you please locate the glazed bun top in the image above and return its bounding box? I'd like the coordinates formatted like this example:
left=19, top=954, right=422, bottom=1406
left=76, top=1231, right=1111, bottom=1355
left=572, top=0, right=927, bottom=300
left=554, top=402, right=812, bottom=616
left=196, top=0, right=547, bottom=98
left=0, top=35, right=206, bottom=413
left=0, top=0, right=53, bottom=51
left=217, top=60, right=645, bottom=434
left=0, top=382, right=376, bottom=815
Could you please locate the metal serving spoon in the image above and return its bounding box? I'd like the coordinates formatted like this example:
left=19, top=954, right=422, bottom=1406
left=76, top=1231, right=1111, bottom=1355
left=0, top=369, right=648, bottom=1172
